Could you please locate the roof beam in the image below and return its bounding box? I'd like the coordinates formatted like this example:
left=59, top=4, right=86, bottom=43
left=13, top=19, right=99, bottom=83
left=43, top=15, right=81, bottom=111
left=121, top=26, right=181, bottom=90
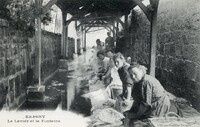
left=86, top=27, right=92, bottom=33
left=65, top=16, right=75, bottom=26
left=76, top=23, right=83, bottom=29
left=116, top=18, right=125, bottom=29
left=102, top=21, right=118, bottom=31
left=132, top=0, right=153, bottom=21
left=84, top=23, right=111, bottom=28
left=42, top=0, right=58, bottom=15
left=104, top=27, right=110, bottom=32
left=77, top=16, right=113, bottom=22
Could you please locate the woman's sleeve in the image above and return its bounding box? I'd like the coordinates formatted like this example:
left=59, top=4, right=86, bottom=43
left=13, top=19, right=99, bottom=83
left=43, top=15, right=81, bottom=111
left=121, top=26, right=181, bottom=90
left=143, top=81, right=152, bottom=106
left=125, top=71, right=133, bottom=87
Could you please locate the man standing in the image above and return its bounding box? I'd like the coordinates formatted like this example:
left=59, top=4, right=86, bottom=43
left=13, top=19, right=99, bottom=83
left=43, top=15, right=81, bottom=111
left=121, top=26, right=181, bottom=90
left=115, top=31, right=126, bottom=55
left=105, top=32, right=114, bottom=50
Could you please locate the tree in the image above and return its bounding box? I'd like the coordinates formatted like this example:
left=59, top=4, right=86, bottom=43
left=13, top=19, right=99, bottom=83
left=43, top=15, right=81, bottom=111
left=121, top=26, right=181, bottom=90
left=0, top=0, right=52, bottom=31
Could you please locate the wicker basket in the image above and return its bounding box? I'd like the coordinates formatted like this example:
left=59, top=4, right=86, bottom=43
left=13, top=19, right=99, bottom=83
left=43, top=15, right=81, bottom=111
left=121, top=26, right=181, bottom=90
left=149, top=112, right=200, bottom=127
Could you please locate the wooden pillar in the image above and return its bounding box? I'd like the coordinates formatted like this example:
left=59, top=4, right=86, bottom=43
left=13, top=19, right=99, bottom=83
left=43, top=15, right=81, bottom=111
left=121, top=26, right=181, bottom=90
left=116, top=21, right=119, bottom=35
left=81, top=26, right=84, bottom=49
left=113, top=22, right=116, bottom=42
left=66, top=21, right=69, bottom=58
left=125, top=14, right=128, bottom=31
left=124, top=14, right=129, bottom=57
left=116, top=21, right=119, bottom=47
left=61, top=11, right=67, bottom=58
left=130, top=28, right=133, bottom=59
left=149, top=10, right=158, bottom=77
left=149, top=0, right=159, bottom=77
left=83, top=31, right=86, bottom=51
left=131, top=0, right=159, bottom=76
left=35, top=0, right=43, bottom=86
left=37, top=16, right=42, bottom=86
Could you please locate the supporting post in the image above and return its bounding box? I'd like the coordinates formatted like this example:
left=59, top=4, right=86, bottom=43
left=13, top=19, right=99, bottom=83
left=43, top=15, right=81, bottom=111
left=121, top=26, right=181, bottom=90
left=149, top=10, right=158, bottom=76
left=116, top=21, right=119, bottom=43
left=124, top=14, right=129, bottom=57
left=61, top=11, right=67, bottom=58
left=66, top=23, right=69, bottom=58
left=81, top=26, right=84, bottom=49
left=35, top=0, right=43, bottom=86
left=132, top=0, right=159, bottom=76
left=112, top=22, right=116, bottom=42
left=83, top=31, right=86, bottom=51
left=38, top=17, right=42, bottom=86
left=75, top=21, right=77, bottom=28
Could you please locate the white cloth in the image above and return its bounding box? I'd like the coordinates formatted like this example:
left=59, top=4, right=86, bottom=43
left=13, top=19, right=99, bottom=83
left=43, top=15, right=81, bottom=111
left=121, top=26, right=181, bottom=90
left=105, top=66, right=122, bottom=98
left=82, top=89, right=109, bottom=107
left=90, top=108, right=124, bottom=127
left=101, top=57, right=110, bottom=71
left=110, top=66, right=122, bottom=85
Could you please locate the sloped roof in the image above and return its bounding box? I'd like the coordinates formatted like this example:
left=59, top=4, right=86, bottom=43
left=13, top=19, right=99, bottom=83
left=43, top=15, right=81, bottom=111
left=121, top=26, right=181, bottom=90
left=56, top=0, right=139, bottom=25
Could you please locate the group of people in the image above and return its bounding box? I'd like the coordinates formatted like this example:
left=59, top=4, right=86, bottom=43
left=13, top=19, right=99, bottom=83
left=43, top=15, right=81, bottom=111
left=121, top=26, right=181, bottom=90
left=94, top=31, right=171, bottom=122
left=95, top=31, right=127, bottom=54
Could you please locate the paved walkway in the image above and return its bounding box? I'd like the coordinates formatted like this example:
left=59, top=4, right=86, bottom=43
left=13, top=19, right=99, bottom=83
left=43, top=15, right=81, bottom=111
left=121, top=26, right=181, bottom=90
left=19, top=48, right=96, bottom=112
left=66, top=48, right=96, bottom=115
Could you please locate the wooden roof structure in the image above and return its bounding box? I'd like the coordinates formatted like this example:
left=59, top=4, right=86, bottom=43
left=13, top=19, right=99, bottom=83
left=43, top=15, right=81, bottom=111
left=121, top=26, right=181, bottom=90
left=43, top=0, right=143, bottom=29
left=57, top=0, right=136, bottom=15
left=35, top=0, right=160, bottom=87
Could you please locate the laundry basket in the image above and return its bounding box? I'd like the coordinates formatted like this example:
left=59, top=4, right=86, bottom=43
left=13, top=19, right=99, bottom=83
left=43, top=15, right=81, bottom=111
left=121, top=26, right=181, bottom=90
left=149, top=112, right=200, bottom=127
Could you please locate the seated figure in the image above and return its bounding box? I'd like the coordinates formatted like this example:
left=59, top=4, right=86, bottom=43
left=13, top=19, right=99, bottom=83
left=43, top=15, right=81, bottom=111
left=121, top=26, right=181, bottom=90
left=126, top=63, right=170, bottom=120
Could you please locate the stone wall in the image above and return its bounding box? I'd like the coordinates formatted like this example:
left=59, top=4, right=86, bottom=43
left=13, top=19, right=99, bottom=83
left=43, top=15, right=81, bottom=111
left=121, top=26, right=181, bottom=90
left=128, top=0, right=200, bottom=110
left=40, top=31, right=61, bottom=81
left=156, top=0, right=200, bottom=110
left=0, top=19, right=61, bottom=110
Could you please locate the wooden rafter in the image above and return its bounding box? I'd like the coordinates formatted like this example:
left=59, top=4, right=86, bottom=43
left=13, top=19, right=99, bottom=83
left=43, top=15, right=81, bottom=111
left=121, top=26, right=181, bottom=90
left=132, top=0, right=153, bottom=21
left=84, top=23, right=110, bottom=28
left=42, top=0, right=58, bottom=15
left=76, top=23, right=83, bottom=29
left=115, top=18, right=125, bottom=29
left=86, top=27, right=92, bottom=33
left=102, top=21, right=118, bottom=31
left=104, top=27, right=110, bottom=32
left=65, top=16, right=75, bottom=26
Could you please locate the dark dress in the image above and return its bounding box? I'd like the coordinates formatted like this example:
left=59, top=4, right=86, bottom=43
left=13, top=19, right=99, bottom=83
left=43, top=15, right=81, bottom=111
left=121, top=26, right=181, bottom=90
left=129, top=74, right=170, bottom=119
left=105, top=36, right=114, bottom=50
left=117, top=65, right=133, bottom=98
left=115, top=36, right=126, bottom=55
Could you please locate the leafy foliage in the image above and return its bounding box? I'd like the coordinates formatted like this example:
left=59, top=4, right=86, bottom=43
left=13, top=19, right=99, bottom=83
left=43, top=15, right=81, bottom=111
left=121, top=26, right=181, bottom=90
left=0, top=0, right=52, bottom=31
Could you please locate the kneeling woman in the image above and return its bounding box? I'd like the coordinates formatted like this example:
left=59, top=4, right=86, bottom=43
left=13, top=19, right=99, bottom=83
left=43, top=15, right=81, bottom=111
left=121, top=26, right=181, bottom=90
left=127, top=63, right=170, bottom=119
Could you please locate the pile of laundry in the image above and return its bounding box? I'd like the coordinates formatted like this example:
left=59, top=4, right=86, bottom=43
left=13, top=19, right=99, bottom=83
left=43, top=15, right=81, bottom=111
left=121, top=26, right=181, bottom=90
left=80, top=73, right=130, bottom=127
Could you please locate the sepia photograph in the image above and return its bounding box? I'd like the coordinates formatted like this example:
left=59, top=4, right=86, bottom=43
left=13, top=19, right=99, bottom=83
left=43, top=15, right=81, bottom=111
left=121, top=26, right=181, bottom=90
left=0, top=0, right=200, bottom=127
